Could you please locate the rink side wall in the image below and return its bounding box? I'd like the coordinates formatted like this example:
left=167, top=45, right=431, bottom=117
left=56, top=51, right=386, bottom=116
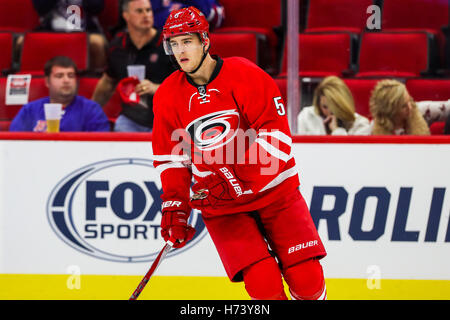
left=0, top=133, right=449, bottom=300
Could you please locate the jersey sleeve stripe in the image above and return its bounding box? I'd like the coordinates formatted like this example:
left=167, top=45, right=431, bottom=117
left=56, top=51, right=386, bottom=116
left=152, top=154, right=190, bottom=162
left=259, top=163, right=298, bottom=192
left=191, top=163, right=213, bottom=177
left=258, top=130, right=292, bottom=146
left=255, top=138, right=291, bottom=162
left=156, top=161, right=186, bottom=173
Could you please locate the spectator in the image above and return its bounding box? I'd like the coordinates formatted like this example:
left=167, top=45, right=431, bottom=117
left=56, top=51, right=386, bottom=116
left=151, top=0, right=225, bottom=30
left=415, top=99, right=450, bottom=126
left=31, top=0, right=108, bottom=71
left=91, top=0, right=175, bottom=132
left=111, top=1, right=224, bottom=38
left=369, top=79, right=430, bottom=135
left=10, top=56, right=110, bottom=132
left=297, top=76, right=371, bottom=135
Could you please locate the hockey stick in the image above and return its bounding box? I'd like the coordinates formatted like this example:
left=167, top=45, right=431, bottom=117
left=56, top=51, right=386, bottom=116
left=129, top=238, right=175, bottom=300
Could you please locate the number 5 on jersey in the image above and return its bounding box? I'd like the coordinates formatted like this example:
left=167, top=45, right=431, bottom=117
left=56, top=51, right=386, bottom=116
left=274, top=96, right=286, bottom=116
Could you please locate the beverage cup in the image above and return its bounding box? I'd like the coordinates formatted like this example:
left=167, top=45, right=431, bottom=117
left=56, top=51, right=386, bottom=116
left=44, top=103, right=62, bottom=133
left=127, top=65, right=146, bottom=81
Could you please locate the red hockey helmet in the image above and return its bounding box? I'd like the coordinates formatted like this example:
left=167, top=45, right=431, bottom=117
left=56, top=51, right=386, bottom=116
left=162, top=6, right=210, bottom=55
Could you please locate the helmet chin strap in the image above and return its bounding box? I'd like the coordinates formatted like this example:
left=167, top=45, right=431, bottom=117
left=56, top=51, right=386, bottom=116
left=186, top=43, right=210, bottom=75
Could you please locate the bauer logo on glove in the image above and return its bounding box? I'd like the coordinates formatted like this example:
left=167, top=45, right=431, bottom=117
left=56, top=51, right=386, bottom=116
left=190, top=165, right=246, bottom=208
left=160, top=199, right=195, bottom=249
left=218, top=166, right=243, bottom=197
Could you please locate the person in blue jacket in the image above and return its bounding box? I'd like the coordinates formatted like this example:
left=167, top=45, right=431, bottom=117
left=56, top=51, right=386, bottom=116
left=10, top=56, right=110, bottom=132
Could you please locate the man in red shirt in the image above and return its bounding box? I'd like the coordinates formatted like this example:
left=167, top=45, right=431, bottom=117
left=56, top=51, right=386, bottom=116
left=152, top=7, right=327, bottom=300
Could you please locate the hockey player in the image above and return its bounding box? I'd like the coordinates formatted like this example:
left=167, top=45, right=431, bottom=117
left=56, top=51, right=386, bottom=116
left=152, top=7, right=327, bottom=300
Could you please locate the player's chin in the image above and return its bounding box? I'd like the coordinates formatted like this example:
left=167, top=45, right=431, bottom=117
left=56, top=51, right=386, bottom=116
left=180, top=65, right=195, bottom=73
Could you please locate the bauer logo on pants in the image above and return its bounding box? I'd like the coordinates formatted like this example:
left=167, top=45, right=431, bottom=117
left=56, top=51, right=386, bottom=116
left=46, top=158, right=207, bottom=262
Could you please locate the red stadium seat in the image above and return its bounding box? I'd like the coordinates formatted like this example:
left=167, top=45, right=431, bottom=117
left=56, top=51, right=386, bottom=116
left=406, top=79, right=450, bottom=101
left=98, top=0, right=120, bottom=40
left=356, top=32, right=431, bottom=78
left=429, top=121, right=445, bottom=135
left=382, top=0, right=448, bottom=34
left=78, top=77, right=122, bottom=122
left=382, top=0, right=449, bottom=67
left=218, top=0, right=281, bottom=39
left=0, top=120, right=11, bottom=131
left=0, top=33, right=13, bottom=74
left=217, top=0, right=282, bottom=70
left=20, top=32, right=89, bottom=75
left=0, top=77, right=48, bottom=121
left=26, top=77, right=48, bottom=101
left=305, top=0, right=374, bottom=34
left=343, top=79, right=380, bottom=119
left=280, top=33, right=353, bottom=78
left=209, top=32, right=259, bottom=64
left=273, top=77, right=288, bottom=104
left=77, top=77, right=99, bottom=99
left=0, top=0, right=40, bottom=32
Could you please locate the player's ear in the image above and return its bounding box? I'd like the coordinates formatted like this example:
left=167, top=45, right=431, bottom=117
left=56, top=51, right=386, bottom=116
left=204, top=37, right=211, bottom=51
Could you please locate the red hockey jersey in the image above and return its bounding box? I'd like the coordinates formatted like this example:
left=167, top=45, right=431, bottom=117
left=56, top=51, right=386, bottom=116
left=152, top=57, right=300, bottom=216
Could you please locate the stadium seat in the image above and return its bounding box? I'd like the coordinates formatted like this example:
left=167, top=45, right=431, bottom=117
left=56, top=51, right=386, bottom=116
left=343, top=79, right=380, bottom=119
left=19, top=32, right=89, bottom=75
left=429, top=121, right=446, bottom=135
left=382, top=0, right=448, bottom=34
left=356, top=32, right=432, bottom=78
left=98, top=0, right=120, bottom=40
left=406, top=79, right=450, bottom=101
left=0, top=33, right=13, bottom=75
left=0, top=120, right=11, bottom=131
left=279, top=33, right=353, bottom=78
left=209, top=32, right=259, bottom=64
left=0, top=0, right=40, bottom=32
left=0, top=77, right=48, bottom=121
left=305, top=0, right=374, bottom=34
left=218, top=0, right=281, bottom=40
left=273, top=77, right=288, bottom=104
left=382, top=0, right=449, bottom=68
left=78, top=77, right=122, bottom=122
left=217, top=0, right=282, bottom=70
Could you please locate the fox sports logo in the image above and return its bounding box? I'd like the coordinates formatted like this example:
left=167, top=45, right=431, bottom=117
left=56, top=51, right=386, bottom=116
left=46, top=158, right=207, bottom=262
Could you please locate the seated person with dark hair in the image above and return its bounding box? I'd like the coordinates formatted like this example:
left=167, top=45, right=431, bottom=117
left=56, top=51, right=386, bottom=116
left=10, top=56, right=110, bottom=132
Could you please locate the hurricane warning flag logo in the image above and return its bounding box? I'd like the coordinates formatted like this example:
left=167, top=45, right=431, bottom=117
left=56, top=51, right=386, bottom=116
left=46, top=158, right=207, bottom=262
left=186, top=109, right=240, bottom=151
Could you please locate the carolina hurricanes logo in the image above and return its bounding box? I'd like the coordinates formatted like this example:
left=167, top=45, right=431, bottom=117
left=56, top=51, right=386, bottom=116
left=186, top=110, right=240, bottom=151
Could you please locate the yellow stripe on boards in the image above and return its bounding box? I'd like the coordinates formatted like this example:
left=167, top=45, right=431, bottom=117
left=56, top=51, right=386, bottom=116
left=325, top=278, right=450, bottom=300
left=0, top=274, right=248, bottom=300
left=0, top=275, right=449, bottom=300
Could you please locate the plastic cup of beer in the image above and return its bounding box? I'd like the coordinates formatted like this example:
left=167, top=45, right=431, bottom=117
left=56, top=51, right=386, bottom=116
left=44, top=103, right=62, bottom=133
left=127, top=65, right=146, bottom=81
